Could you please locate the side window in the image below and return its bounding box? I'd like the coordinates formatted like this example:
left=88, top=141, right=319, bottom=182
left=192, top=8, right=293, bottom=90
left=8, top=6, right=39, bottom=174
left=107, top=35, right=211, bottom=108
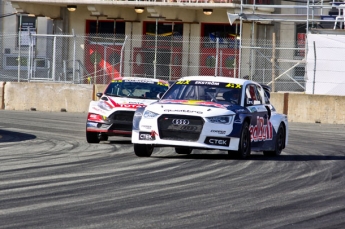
left=263, top=90, right=270, bottom=104
left=245, top=85, right=262, bottom=105
left=255, top=85, right=263, bottom=104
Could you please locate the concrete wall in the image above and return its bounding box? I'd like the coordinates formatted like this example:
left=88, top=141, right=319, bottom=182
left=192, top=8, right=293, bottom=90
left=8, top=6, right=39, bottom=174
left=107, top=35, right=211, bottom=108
left=4, top=82, right=93, bottom=112
left=1, top=82, right=345, bottom=124
left=271, top=92, right=345, bottom=124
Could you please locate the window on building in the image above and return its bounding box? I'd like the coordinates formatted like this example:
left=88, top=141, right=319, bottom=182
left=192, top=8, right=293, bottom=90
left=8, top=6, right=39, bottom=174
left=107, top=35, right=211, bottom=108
left=144, top=22, right=183, bottom=36
left=17, top=15, right=36, bottom=47
left=201, top=23, right=240, bottom=48
left=86, top=20, right=125, bottom=34
left=296, top=24, right=307, bottom=57
left=86, top=20, right=125, bottom=44
left=294, top=66, right=305, bottom=81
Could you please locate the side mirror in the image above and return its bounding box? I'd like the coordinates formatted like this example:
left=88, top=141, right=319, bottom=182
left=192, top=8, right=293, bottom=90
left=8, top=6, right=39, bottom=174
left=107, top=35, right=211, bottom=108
left=96, top=92, right=103, bottom=98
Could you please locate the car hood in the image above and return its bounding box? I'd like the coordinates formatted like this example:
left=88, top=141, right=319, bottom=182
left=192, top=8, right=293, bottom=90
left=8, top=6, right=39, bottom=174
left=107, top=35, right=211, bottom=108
left=89, top=95, right=158, bottom=116
left=146, top=100, right=236, bottom=117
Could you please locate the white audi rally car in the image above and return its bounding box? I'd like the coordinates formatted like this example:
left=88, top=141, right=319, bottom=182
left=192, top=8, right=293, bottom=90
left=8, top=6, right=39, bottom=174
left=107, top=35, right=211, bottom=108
left=132, top=76, right=288, bottom=159
left=86, top=77, right=169, bottom=143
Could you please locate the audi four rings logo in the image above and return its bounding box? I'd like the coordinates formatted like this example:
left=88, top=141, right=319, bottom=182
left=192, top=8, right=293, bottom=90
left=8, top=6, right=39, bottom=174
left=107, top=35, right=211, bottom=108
left=172, top=119, right=190, bottom=125
left=180, top=126, right=197, bottom=131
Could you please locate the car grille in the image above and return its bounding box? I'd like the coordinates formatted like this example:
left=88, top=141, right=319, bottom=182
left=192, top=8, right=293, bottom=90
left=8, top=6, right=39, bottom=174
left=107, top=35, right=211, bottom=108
left=158, top=115, right=204, bottom=141
left=108, top=111, right=135, bottom=131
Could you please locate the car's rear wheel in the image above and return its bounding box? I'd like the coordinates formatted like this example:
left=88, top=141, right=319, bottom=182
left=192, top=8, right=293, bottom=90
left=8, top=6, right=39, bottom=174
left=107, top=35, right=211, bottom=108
left=86, top=131, right=100, bottom=143
left=175, top=147, right=193, bottom=155
left=134, top=144, right=154, bottom=157
left=263, top=124, right=284, bottom=156
left=229, top=122, right=251, bottom=159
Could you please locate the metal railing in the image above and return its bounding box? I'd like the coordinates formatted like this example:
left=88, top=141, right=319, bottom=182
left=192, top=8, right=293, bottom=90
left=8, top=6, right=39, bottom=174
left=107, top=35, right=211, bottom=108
left=0, top=33, right=308, bottom=92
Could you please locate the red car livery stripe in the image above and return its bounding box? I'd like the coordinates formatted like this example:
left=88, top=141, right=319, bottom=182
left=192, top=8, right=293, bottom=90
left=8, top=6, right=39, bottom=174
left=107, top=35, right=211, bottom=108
left=108, top=97, right=146, bottom=109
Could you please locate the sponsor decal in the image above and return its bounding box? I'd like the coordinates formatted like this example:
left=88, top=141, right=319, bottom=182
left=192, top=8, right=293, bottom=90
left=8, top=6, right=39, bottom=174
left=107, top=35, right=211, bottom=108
left=249, top=116, right=273, bottom=142
left=225, top=83, right=241, bottom=89
left=126, top=101, right=145, bottom=104
left=210, top=130, right=226, bottom=134
left=92, top=106, right=107, bottom=114
left=248, top=107, right=257, bottom=113
left=164, top=109, right=203, bottom=114
left=107, top=97, right=147, bottom=109
left=175, top=80, right=242, bottom=89
left=176, top=80, right=191, bottom=85
left=139, top=131, right=157, bottom=140
left=141, top=125, right=152, bottom=130
left=204, top=137, right=230, bottom=146
left=125, top=79, right=155, bottom=84
left=161, top=100, right=226, bottom=109
left=195, top=81, right=220, bottom=86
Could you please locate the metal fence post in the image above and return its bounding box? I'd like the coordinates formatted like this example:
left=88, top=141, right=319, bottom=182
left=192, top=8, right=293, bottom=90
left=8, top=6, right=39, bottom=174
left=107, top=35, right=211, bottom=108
left=215, top=37, right=219, bottom=76
left=154, top=18, right=158, bottom=79
left=313, top=41, right=316, bottom=94
left=52, top=35, right=56, bottom=81
left=27, top=31, right=31, bottom=81
left=17, top=14, right=22, bottom=82
left=73, top=29, right=76, bottom=83
left=120, top=35, right=128, bottom=77
left=271, top=33, right=276, bottom=92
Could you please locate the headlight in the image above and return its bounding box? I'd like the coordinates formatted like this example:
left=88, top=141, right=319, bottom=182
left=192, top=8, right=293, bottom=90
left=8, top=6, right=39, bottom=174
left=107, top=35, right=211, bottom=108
left=134, top=112, right=143, bottom=117
left=98, top=101, right=112, bottom=111
left=206, top=115, right=234, bottom=125
left=143, top=110, right=159, bottom=118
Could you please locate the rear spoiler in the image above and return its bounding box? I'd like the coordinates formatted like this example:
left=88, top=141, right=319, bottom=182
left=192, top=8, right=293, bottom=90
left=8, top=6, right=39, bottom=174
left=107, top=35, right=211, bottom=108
left=260, top=84, right=271, bottom=92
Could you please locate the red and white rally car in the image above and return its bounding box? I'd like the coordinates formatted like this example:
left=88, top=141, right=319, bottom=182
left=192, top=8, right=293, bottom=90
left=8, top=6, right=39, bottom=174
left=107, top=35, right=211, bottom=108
left=86, top=77, right=169, bottom=143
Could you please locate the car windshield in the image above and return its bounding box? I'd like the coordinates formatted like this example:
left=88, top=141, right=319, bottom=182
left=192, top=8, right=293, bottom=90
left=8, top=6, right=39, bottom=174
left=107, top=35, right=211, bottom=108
left=104, top=79, right=169, bottom=99
left=161, top=80, right=242, bottom=105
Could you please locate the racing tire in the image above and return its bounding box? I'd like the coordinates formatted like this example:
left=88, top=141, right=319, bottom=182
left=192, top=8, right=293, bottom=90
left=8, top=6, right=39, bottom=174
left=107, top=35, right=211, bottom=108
left=229, top=122, right=251, bottom=159
left=263, top=124, right=284, bottom=157
left=175, top=147, right=193, bottom=155
left=134, top=144, right=154, bottom=157
left=86, top=131, right=100, bottom=144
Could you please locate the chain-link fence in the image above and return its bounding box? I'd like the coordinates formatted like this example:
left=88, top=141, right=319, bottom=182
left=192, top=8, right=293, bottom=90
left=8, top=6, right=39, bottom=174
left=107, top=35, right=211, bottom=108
left=0, top=33, right=307, bottom=92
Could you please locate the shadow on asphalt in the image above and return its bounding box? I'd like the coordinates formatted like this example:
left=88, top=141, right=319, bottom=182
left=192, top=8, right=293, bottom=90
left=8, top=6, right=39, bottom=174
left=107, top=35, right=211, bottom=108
left=0, top=129, right=36, bottom=143
left=108, top=140, right=132, bottom=144
left=151, top=152, right=345, bottom=161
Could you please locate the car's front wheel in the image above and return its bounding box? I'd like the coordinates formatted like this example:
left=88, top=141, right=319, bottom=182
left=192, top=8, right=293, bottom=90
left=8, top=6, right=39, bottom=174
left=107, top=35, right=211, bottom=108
left=134, top=144, right=154, bottom=157
left=263, top=124, right=284, bottom=156
left=86, top=131, right=100, bottom=143
left=175, top=147, right=193, bottom=155
left=228, top=122, right=251, bottom=159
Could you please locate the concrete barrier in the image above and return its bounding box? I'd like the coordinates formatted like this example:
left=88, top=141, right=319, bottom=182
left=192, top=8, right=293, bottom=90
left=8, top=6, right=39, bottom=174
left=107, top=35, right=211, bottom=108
left=2, top=82, right=345, bottom=124
left=4, top=82, right=93, bottom=113
left=271, top=92, right=345, bottom=124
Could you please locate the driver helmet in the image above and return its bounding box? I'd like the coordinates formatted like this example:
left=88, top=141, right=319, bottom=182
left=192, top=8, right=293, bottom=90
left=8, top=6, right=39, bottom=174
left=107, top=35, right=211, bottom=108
left=223, top=90, right=240, bottom=103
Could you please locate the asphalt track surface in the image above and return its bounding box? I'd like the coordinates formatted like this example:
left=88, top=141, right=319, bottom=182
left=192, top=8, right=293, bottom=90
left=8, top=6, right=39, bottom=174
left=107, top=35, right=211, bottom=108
left=0, top=110, right=344, bottom=229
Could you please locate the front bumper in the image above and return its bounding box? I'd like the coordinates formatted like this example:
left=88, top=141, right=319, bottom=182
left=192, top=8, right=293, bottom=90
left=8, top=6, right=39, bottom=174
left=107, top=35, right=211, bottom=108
left=132, top=130, right=240, bottom=151
left=86, top=110, right=135, bottom=136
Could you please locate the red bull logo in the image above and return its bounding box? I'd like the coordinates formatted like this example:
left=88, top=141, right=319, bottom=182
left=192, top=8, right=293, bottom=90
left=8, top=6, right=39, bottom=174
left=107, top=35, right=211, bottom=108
left=249, top=116, right=273, bottom=142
